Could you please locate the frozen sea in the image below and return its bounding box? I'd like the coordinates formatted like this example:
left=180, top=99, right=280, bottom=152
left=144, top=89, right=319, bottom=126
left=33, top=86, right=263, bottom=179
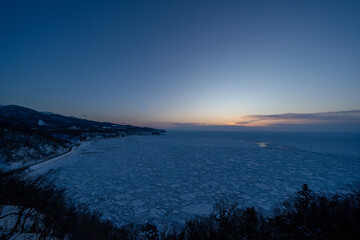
left=42, top=131, right=360, bottom=227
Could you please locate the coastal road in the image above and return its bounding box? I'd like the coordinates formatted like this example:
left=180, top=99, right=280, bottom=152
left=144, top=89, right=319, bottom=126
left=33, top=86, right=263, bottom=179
left=27, top=144, right=79, bottom=174
left=5, top=144, right=79, bottom=176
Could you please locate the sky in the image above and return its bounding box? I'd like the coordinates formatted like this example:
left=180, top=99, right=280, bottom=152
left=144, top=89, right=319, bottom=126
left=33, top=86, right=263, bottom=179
left=1, top=0, right=360, bottom=131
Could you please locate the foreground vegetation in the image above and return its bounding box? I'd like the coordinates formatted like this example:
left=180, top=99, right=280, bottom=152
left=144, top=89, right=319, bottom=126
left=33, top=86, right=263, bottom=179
left=170, top=184, right=360, bottom=240
left=1, top=171, right=359, bottom=239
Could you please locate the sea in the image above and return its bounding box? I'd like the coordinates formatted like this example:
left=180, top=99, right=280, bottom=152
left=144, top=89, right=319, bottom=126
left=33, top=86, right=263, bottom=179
left=43, top=131, right=360, bottom=227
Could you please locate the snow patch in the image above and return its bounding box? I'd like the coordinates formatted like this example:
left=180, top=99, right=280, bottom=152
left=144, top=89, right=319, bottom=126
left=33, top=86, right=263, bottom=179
left=38, top=119, right=46, bottom=125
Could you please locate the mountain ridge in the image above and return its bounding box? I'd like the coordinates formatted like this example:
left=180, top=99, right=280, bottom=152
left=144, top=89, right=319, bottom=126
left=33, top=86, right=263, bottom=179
left=0, top=105, right=165, bottom=167
left=0, top=105, right=142, bottom=131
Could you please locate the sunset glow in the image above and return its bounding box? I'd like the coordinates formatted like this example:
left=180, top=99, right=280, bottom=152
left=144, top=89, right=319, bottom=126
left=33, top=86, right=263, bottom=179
left=1, top=1, right=359, bottom=131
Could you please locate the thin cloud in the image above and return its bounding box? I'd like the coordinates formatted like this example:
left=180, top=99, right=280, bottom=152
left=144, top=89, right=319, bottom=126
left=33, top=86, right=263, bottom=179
left=234, top=110, right=360, bottom=127
left=139, top=110, right=360, bottom=132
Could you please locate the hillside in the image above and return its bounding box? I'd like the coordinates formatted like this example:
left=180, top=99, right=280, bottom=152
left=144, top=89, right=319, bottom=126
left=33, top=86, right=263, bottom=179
left=0, top=105, right=165, bottom=167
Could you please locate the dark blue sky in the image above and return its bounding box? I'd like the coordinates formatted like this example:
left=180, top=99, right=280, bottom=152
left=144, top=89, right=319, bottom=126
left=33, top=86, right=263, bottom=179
left=1, top=0, right=360, bottom=129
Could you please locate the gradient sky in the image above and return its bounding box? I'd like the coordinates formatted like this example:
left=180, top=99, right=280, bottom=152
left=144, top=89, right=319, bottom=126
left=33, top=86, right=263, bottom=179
left=1, top=0, right=360, bottom=129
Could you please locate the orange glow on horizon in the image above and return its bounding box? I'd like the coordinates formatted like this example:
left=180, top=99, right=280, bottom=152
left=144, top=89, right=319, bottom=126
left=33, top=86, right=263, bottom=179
left=229, top=116, right=326, bottom=127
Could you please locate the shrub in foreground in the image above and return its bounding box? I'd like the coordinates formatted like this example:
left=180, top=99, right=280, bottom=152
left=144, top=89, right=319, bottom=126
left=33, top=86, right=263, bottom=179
left=0, top=171, right=132, bottom=239
left=1, top=170, right=360, bottom=240
left=169, top=184, right=360, bottom=240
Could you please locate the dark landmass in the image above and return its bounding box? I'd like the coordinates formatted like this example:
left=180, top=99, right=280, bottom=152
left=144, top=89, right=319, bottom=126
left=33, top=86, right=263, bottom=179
left=0, top=105, right=165, bottom=165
